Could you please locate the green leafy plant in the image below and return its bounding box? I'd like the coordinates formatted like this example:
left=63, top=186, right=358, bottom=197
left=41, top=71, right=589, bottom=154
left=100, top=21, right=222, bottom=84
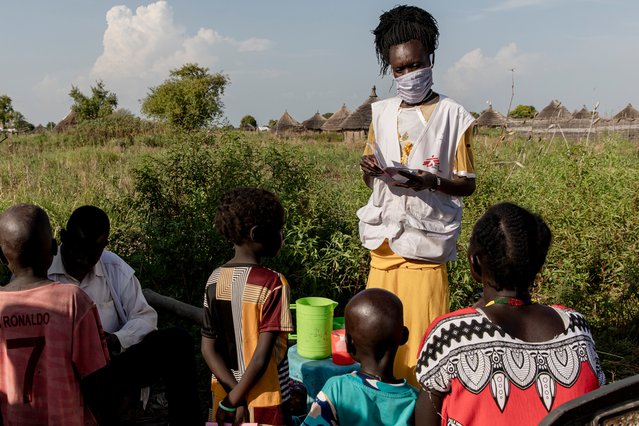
left=508, top=104, right=538, bottom=119
left=141, top=63, right=229, bottom=130
left=69, top=80, right=118, bottom=122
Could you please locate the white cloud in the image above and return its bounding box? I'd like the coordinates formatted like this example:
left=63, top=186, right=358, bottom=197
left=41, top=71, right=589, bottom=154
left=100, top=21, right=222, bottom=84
left=88, top=1, right=271, bottom=114
left=33, top=75, right=68, bottom=99
left=91, top=1, right=271, bottom=81
left=236, top=38, right=271, bottom=52
left=487, top=0, right=552, bottom=12
left=441, top=43, right=542, bottom=110
left=30, top=75, right=74, bottom=122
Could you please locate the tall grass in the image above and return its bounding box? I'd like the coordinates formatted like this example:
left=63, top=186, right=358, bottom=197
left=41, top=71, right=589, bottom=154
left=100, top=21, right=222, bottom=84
left=0, top=127, right=637, bottom=380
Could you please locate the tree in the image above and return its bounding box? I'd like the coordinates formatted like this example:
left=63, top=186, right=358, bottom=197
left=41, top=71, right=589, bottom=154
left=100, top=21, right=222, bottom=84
left=508, top=104, right=537, bottom=119
left=240, top=115, right=257, bottom=129
left=69, top=80, right=118, bottom=122
left=322, top=112, right=333, bottom=119
left=268, top=119, right=278, bottom=128
left=10, top=111, right=34, bottom=131
left=0, top=95, right=14, bottom=128
left=141, top=63, right=229, bottom=130
left=0, top=96, right=33, bottom=131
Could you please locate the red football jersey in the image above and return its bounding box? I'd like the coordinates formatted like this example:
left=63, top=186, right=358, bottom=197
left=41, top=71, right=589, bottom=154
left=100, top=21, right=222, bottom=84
left=0, top=283, right=109, bottom=425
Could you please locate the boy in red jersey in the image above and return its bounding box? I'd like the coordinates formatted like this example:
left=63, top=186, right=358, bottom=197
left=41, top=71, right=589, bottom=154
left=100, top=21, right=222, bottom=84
left=0, top=204, right=109, bottom=425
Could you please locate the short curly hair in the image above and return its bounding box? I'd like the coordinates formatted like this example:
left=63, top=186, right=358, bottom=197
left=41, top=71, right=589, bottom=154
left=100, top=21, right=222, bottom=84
left=469, top=202, right=552, bottom=292
left=373, top=5, right=439, bottom=75
left=214, top=187, right=285, bottom=245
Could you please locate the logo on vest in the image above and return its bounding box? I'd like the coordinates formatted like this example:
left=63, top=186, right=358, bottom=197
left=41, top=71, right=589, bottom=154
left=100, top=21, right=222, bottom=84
left=423, top=155, right=441, bottom=171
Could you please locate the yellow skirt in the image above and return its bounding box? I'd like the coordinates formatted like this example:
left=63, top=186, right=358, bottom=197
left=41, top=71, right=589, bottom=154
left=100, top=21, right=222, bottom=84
left=366, top=241, right=449, bottom=387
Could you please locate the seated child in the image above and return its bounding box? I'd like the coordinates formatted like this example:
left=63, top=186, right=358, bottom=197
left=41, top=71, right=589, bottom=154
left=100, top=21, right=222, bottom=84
left=303, top=288, right=418, bottom=426
left=0, top=204, right=109, bottom=425
left=201, top=187, right=294, bottom=426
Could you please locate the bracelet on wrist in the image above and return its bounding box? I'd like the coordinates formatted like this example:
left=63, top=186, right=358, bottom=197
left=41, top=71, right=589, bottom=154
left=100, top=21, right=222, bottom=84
left=218, top=401, right=237, bottom=413
left=429, top=176, right=441, bottom=192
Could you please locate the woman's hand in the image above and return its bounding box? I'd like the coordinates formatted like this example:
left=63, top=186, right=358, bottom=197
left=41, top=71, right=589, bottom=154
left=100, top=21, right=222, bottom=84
left=392, top=169, right=438, bottom=191
left=360, top=155, right=384, bottom=176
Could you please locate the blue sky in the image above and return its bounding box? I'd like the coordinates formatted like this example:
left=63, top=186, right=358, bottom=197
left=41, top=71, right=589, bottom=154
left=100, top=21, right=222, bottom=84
left=2, top=0, right=637, bottom=127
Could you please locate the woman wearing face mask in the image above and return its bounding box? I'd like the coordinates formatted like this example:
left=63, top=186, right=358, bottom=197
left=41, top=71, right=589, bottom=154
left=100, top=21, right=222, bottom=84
left=358, top=5, right=476, bottom=387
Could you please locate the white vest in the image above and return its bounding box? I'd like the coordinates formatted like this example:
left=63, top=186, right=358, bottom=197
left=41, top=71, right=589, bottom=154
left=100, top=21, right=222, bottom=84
left=357, top=95, right=475, bottom=262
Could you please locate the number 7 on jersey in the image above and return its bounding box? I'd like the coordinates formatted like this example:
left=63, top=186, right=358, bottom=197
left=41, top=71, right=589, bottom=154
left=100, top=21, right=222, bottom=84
left=7, top=336, right=46, bottom=403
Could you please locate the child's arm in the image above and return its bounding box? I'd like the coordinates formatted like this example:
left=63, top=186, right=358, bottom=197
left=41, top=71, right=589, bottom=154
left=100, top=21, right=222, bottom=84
left=415, top=389, right=444, bottom=426
left=302, top=388, right=339, bottom=426
left=215, top=331, right=279, bottom=425
left=218, top=330, right=279, bottom=408
left=201, top=336, right=239, bottom=393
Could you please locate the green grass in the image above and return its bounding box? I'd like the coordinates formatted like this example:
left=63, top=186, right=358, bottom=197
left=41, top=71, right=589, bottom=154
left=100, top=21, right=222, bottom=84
left=1, top=127, right=637, bottom=382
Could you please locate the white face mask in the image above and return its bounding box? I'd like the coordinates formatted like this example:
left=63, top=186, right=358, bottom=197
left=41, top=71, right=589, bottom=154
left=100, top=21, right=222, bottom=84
left=395, top=67, right=433, bottom=105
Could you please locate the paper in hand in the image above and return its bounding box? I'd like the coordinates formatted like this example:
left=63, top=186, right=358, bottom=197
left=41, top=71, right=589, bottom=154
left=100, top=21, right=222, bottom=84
left=366, top=141, right=387, bottom=169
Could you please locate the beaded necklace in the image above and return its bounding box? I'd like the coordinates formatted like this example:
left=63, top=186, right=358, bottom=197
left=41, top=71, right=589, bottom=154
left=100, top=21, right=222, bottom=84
left=484, top=297, right=532, bottom=307
left=357, top=370, right=383, bottom=381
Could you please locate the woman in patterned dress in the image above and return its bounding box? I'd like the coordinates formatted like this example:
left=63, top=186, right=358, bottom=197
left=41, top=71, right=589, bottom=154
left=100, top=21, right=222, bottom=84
left=415, top=203, right=604, bottom=426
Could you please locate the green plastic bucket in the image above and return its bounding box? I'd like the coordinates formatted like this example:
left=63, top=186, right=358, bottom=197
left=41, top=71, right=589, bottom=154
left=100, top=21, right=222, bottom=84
left=290, top=297, right=338, bottom=359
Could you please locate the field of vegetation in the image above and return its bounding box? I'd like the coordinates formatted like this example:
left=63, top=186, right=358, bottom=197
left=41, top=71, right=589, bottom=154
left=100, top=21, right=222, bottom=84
left=1, top=117, right=637, bottom=383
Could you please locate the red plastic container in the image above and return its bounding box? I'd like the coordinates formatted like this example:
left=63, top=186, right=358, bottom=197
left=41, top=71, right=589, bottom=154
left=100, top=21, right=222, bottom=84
left=331, top=329, right=355, bottom=365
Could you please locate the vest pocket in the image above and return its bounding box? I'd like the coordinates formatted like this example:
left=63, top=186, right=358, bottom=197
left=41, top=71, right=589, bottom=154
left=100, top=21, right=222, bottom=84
left=356, top=204, right=383, bottom=225
left=404, top=193, right=461, bottom=234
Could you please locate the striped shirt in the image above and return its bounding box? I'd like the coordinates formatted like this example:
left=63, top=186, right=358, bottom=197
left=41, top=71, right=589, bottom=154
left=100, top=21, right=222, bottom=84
left=202, top=264, right=294, bottom=424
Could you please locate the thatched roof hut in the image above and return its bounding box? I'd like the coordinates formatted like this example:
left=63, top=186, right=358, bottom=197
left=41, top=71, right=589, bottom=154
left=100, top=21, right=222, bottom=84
left=341, top=87, right=378, bottom=132
left=536, top=100, right=572, bottom=120
left=613, top=103, right=639, bottom=121
left=475, top=106, right=507, bottom=127
left=321, top=104, right=351, bottom=132
left=275, top=111, right=303, bottom=134
left=302, top=111, right=327, bottom=132
left=54, top=110, right=77, bottom=132
left=572, top=106, right=599, bottom=119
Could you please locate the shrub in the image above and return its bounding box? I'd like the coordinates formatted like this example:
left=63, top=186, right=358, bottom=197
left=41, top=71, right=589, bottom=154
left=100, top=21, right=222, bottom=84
left=70, top=110, right=161, bottom=146
left=128, top=130, right=369, bottom=306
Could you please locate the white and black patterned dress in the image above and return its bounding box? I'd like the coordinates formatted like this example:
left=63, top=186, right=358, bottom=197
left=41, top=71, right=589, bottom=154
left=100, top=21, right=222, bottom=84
left=416, top=306, right=605, bottom=426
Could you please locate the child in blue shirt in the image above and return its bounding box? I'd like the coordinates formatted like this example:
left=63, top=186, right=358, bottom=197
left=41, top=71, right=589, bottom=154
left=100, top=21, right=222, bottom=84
left=303, top=288, right=418, bottom=426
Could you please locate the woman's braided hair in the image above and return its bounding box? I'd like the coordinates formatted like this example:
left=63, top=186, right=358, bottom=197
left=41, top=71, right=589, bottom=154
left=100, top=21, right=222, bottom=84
left=373, top=5, right=439, bottom=75
left=469, top=203, right=552, bottom=291
left=214, top=187, right=284, bottom=245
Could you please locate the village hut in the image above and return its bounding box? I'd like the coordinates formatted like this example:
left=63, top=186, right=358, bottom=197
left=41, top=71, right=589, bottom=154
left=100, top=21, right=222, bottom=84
left=321, top=104, right=351, bottom=132
left=475, top=105, right=507, bottom=128
left=535, top=100, right=572, bottom=121
left=613, top=103, right=639, bottom=121
left=54, top=110, right=77, bottom=132
left=341, top=86, right=378, bottom=143
left=572, top=106, right=599, bottom=119
left=275, top=110, right=304, bottom=134
left=566, top=106, right=601, bottom=130
left=302, top=111, right=327, bottom=132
